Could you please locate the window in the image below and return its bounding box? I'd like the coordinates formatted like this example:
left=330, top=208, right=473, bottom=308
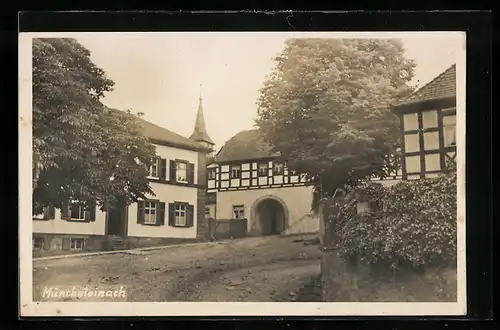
left=175, top=204, right=187, bottom=226
left=144, top=201, right=157, bottom=225
left=230, top=165, right=241, bottom=179
left=70, top=238, right=84, bottom=251
left=148, top=158, right=159, bottom=178
left=443, top=114, right=456, bottom=147
left=232, top=205, right=245, bottom=219
left=176, top=162, right=187, bottom=182
left=258, top=163, right=268, bottom=177
left=208, top=168, right=216, bottom=179
left=168, top=202, right=194, bottom=227
left=273, top=163, right=284, bottom=175
left=70, top=202, right=86, bottom=221
left=33, top=237, right=44, bottom=250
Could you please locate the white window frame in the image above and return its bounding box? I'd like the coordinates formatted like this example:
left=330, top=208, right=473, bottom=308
left=175, top=204, right=187, bottom=226
left=147, top=158, right=159, bottom=179
left=258, top=163, right=268, bottom=176
left=176, top=162, right=188, bottom=183
left=273, top=163, right=284, bottom=175
left=232, top=205, right=245, bottom=219
left=144, top=201, right=157, bottom=225
left=230, top=165, right=241, bottom=179
left=70, top=238, right=85, bottom=251
left=69, top=201, right=86, bottom=221
left=208, top=168, right=216, bottom=179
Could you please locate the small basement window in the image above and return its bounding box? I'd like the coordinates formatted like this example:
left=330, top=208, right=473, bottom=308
left=70, top=238, right=85, bottom=251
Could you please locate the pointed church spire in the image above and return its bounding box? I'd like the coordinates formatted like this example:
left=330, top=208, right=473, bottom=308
left=189, top=85, right=215, bottom=147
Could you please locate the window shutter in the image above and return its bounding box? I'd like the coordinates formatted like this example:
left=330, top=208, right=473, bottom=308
left=62, top=238, right=70, bottom=250
left=47, top=206, right=56, bottom=220
left=85, top=204, right=96, bottom=222
left=60, top=202, right=70, bottom=220
left=187, top=163, right=195, bottom=184
left=156, top=202, right=166, bottom=226
left=137, top=201, right=145, bottom=224
left=160, top=158, right=167, bottom=181
left=168, top=203, right=175, bottom=226
left=169, top=160, right=176, bottom=182
left=186, top=204, right=194, bottom=227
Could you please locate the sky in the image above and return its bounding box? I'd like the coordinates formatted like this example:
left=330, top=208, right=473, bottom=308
left=74, top=32, right=464, bottom=150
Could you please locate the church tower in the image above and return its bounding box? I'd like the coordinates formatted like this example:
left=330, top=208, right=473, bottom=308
left=189, top=86, right=215, bottom=158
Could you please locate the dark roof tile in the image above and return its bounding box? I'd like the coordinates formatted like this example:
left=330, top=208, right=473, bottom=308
left=214, top=129, right=278, bottom=163
left=396, top=64, right=456, bottom=107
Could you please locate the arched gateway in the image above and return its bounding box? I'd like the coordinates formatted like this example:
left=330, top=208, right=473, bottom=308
left=250, top=195, right=289, bottom=235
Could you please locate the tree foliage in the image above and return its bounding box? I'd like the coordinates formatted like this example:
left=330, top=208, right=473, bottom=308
left=32, top=38, right=156, bottom=213
left=256, top=38, right=416, bottom=201
left=323, top=171, right=457, bottom=270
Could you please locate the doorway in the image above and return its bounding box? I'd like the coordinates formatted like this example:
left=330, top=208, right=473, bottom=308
left=106, top=205, right=127, bottom=237
left=255, top=198, right=286, bottom=235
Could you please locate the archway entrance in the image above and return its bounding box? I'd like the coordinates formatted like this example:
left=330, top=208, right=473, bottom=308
left=255, top=198, right=286, bottom=235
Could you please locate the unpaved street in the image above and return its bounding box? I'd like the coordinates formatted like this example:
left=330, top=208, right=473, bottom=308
left=33, top=234, right=321, bottom=302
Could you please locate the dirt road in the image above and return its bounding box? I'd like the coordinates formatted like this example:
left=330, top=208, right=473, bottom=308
left=33, top=234, right=321, bottom=302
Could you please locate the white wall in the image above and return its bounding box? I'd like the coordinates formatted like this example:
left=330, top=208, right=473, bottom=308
left=127, top=180, right=198, bottom=239
left=32, top=209, right=106, bottom=235
left=216, top=185, right=319, bottom=234
left=154, top=144, right=199, bottom=184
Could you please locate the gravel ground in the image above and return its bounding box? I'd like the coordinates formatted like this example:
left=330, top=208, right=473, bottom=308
left=33, top=234, right=322, bottom=302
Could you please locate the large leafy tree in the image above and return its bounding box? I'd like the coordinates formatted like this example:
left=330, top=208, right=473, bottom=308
left=32, top=38, right=156, bottom=213
left=256, top=38, right=416, bottom=203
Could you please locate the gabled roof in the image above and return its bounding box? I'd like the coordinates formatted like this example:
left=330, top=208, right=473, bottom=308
left=395, top=64, right=456, bottom=108
left=107, top=107, right=207, bottom=152
left=214, top=129, right=279, bottom=163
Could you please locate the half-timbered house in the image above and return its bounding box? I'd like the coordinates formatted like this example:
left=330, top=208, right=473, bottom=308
left=207, top=129, right=320, bottom=237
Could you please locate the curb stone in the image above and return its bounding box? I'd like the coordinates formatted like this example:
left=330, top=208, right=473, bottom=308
left=33, top=240, right=227, bottom=261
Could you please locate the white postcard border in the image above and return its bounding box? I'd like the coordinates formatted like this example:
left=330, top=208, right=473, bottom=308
left=19, top=31, right=467, bottom=317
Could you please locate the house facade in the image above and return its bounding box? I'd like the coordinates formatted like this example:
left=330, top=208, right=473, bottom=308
left=393, top=64, right=457, bottom=179
left=32, top=100, right=213, bottom=255
left=207, top=129, right=320, bottom=237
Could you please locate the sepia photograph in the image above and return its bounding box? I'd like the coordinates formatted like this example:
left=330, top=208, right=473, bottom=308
left=19, top=31, right=466, bottom=316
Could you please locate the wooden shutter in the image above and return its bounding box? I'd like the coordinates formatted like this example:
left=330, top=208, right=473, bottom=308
left=156, top=202, right=166, bottom=225
left=137, top=201, right=145, bottom=224
left=169, top=160, right=176, bottom=182
left=60, top=202, right=70, bottom=220
left=46, top=206, right=55, bottom=220
left=85, top=204, right=96, bottom=222
left=186, top=204, right=194, bottom=227
left=62, top=238, right=70, bottom=250
left=187, top=163, right=195, bottom=184
left=168, top=203, right=175, bottom=226
left=160, top=158, right=167, bottom=181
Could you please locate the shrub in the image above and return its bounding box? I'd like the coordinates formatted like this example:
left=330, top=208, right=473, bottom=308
left=323, top=171, right=457, bottom=270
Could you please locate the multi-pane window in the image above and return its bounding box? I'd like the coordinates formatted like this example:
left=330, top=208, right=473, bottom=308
left=208, top=168, right=216, bottom=179
left=176, top=162, right=187, bottom=182
left=70, top=238, right=84, bottom=251
left=230, top=165, right=241, bottom=179
left=175, top=204, right=187, bottom=226
left=273, top=163, right=284, bottom=175
left=144, top=201, right=157, bottom=225
left=232, top=205, right=245, bottom=219
left=258, top=163, right=268, bottom=176
left=148, top=158, right=159, bottom=177
left=70, top=203, right=86, bottom=221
